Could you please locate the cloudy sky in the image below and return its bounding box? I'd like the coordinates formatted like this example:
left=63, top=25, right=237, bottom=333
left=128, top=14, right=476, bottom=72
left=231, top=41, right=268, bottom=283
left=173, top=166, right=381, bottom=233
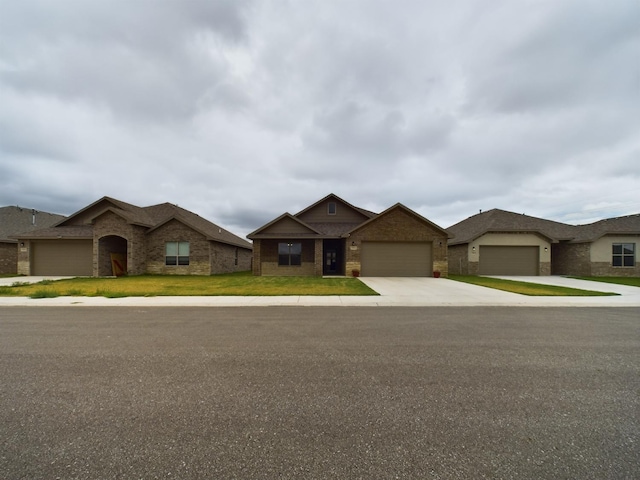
left=1, top=0, right=638, bottom=237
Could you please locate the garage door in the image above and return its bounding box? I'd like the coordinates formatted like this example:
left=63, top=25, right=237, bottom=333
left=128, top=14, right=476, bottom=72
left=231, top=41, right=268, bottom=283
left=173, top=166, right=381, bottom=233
left=361, top=242, right=432, bottom=277
left=479, top=246, right=539, bottom=276
left=32, top=240, right=93, bottom=276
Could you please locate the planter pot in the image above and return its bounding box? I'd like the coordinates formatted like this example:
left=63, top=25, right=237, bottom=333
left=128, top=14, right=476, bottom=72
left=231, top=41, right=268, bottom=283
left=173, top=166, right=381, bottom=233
left=433, top=271, right=441, bottom=278
left=352, top=270, right=360, bottom=278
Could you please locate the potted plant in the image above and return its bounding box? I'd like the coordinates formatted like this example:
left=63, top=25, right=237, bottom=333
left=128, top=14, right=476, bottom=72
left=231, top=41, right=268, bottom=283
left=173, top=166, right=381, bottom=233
left=352, top=269, right=360, bottom=277
left=433, top=270, right=441, bottom=278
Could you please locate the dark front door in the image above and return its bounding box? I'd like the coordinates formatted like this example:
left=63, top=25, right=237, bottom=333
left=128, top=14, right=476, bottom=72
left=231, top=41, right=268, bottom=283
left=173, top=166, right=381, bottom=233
left=324, top=249, right=338, bottom=275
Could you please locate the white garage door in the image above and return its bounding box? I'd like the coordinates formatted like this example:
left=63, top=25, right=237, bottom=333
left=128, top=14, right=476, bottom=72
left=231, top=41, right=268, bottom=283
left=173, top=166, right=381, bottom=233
left=479, top=246, right=539, bottom=276
left=32, top=240, right=93, bottom=276
left=361, top=242, right=432, bottom=277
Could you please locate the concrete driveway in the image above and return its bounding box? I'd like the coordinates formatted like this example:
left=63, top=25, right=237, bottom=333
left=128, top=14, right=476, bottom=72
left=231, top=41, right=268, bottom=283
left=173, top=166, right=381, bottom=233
left=0, top=276, right=75, bottom=286
left=358, top=276, right=640, bottom=307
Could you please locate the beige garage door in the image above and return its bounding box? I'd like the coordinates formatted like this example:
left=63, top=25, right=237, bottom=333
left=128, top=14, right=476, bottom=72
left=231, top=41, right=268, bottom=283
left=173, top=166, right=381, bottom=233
left=361, top=242, right=432, bottom=277
left=32, top=240, right=93, bottom=276
left=479, top=246, right=539, bottom=276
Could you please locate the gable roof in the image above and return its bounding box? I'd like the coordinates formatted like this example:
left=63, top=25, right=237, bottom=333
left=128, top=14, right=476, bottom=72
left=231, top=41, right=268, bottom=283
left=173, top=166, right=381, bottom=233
left=347, top=203, right=451, bottom=237
left=145, top=203, right=252, bottom=248
left=248, top=193, right=379, bottom=239
left=247, top=213, right=323, bottom=239
left=447, top=209, right=576, bottom=245
left=13, top=197, right=252, bottom=249
left=57, top=196, right=156, bottom=227
left=294, top=193, right=377, bottom=219
left=0, top=206, right=66, bottom=243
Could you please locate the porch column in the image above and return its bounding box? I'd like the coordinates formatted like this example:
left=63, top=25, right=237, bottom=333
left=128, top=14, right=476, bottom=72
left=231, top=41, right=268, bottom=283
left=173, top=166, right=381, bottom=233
left=314, top=239, right=323, bottom=276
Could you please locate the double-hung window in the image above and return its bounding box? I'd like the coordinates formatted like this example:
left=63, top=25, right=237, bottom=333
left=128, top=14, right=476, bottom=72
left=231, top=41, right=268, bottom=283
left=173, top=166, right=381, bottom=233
left=278, top=242, right=302, bottom=266
left=612, top=243, right=635, bottom=267
left=166, top=241, right=190, bottom=266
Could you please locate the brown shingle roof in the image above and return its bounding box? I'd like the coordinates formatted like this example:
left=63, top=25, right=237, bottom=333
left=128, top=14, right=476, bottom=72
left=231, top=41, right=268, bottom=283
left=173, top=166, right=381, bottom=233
left=447, top=209, right=576, bottom=245
left=145, top=203, right=252, bottom=249
left=572, top=213, right=640, bottom=242
left=13, top=225, right=94, bottom=239
left=0, top=206, right=66, bottom=242
left=13, top=197, right=252, bottom=249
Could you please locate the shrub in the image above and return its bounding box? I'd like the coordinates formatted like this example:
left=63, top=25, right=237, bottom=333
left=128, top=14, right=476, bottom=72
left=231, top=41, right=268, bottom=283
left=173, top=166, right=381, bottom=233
left=29, top=289, right=59, bottom=299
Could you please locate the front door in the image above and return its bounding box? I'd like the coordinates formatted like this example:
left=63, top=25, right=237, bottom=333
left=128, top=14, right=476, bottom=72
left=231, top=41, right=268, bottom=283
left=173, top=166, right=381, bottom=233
left=324, top=249, right=338, bottom=275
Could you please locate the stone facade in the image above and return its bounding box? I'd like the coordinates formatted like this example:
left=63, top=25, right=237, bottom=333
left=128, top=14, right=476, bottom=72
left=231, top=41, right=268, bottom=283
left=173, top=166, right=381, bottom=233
left=256, top=239, right=316, bottom=276
left=145, top=219, right=211, bottom=275
left=0, top=242, right=17, bottom=275
left=93, top=211, right=147, bottom=276
left=346, top=207, right=449, bottom=277
left=447, top=244, right=468, bottom=275
left=16, top=240, right=30, bottom=275
left=551, top=243, right=591, bottom=276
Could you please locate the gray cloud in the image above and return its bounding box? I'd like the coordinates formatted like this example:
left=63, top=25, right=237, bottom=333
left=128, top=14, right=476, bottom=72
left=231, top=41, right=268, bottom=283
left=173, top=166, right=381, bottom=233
left=0, top=0, right=638, bottom=238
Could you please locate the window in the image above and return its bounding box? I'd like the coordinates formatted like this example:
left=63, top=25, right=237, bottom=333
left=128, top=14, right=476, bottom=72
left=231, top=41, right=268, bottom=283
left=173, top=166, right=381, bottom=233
left=612, top=243, right=635, bottom=267
left=278, top=242, right=302, bottom=266
left=166, top=241, right=189, bottom=266
left=328, top=202, right=337, bottom=215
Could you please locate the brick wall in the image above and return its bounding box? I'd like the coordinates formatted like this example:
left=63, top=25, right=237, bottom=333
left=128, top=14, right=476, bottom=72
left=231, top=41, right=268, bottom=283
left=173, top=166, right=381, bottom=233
left=447, top=244, right=468, bottom=275
left=0, top=242, right=17, bottom=274
left=252, top=239, right=262, bottom=275
left=145, top=220, right=211, bottom=275
left=257, top=238, right=316, bottom=276
left=551, top=243, right=591, bottom=276
left=209, top=242, right=252, bottom=274
left=93, top=211, right=147, bottom=276
left=345, top=207, right=448, bottom=277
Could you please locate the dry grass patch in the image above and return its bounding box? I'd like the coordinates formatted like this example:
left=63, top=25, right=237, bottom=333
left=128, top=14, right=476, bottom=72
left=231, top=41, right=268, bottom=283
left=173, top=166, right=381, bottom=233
left=0, top=272, right=378, bottom=298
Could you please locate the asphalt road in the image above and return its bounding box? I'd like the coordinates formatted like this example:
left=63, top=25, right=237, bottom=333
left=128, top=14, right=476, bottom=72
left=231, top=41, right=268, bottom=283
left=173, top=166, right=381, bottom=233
left=0, top=307, right=638, bottom=479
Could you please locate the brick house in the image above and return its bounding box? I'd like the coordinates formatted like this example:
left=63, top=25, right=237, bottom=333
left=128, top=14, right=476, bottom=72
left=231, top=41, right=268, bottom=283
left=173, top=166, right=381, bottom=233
left=13, top=197, right=252, bottom=276
left=247, top=194, right=449, bottom=277
left=0, top=206, right=66, bottom=274
left=448, top=209, right=640, bottom=276
left=551, top=214, right=640, bottom=277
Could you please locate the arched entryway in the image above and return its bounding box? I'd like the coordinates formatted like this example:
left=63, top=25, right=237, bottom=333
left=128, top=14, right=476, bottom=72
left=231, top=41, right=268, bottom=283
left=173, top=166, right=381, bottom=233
left=98, top=235, right=128, bottom=276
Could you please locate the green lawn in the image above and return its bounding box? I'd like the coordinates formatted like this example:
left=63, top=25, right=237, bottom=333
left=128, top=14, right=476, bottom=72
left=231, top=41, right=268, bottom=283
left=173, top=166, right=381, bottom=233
left=570, top=276, right=640, bottom=287
left=0, top=272, right=378, bottom=298
left=449, top=275, right=618, bottom=296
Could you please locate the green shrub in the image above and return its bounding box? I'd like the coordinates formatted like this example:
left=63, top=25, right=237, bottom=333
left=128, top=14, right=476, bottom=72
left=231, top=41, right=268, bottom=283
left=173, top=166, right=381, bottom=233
left=29, top=289, right=59, bottom=299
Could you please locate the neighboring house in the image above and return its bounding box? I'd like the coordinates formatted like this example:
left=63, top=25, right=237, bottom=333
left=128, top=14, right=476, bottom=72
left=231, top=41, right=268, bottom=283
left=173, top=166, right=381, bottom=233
left=447, top=209, right=640, bottom=277
left=13, top=197, right=252, bottom=277
left=0, top=206, right=66, bottom=275
left=247, top=194, right=449, bottom=277
left=552, top=213, right=640, bottom=277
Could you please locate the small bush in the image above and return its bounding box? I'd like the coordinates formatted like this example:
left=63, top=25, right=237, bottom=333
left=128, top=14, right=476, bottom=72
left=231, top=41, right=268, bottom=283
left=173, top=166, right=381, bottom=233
left=38, top=280, right=54, bottom=285
left=29, top=289, right=59, bottom=299
left=11, top=281, right=30, bottom=287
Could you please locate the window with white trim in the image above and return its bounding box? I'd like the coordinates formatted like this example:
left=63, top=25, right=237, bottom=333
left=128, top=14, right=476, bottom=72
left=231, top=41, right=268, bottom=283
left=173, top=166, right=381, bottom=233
left=278, top=242, right=302, bottom=266
left=612, top=243, right=635, bottom=267
left=166, top=241, right=190, bottom=266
